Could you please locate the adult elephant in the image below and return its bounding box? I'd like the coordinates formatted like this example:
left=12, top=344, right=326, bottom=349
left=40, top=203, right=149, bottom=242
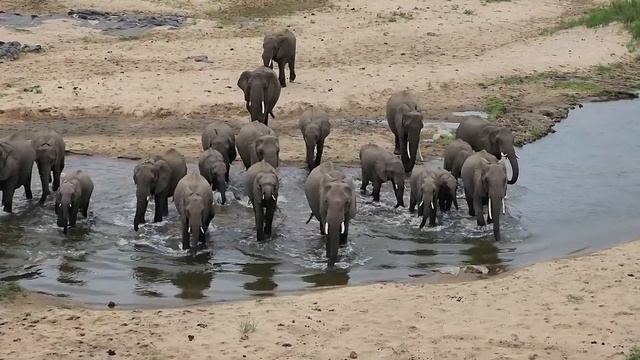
left=455, top=117, right=519, bottom=184
left=32, top=130, right=65, bottom=204
left=198, top=148, right=228, bottom=205
left=246, top=160, right=279, bottom=242
left=236, top=122, right=279, bottom=169
left=299, top=108, right=331, bottom=170
left=0, top=134, right=35, bottom=213
left=201, top=121, right=236, bottom=181
left=262, top=28, right=296, bottom=87
left=461, top=150, right=508, bottom=242
left=359, top=144, right=405, bottom=208
left=386, top=90, right=424, bottom=174
left=304, top=162, right=356, bottom=267
left=55, top=170, right=93, bottom=235
left=409, top=166, right=438, bottom=228
left=443, top=139, right=472, bottom=180
left=133, top=148, right=187, bottom=231
left=174, top=174, right=215, bottom=253
left=238, top=66, right=281, bottom=125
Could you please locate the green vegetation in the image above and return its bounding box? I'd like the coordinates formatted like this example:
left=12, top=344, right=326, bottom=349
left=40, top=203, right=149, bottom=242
left=239, top=316, right=258, bottom=336
left=435, top=133, right=455, bottom=147
left=566, top=294, right=584, bottom=303
left=552, top=80, right=603, bottom=93
left=485, top=96, right=507, bottom=122
left=627, top=347, right=640, bottom=360
left=0, top=282, right=23, bottom=300
left=206, top=0, right=328, bottom=22
left=565, top=0, right=640, bottom=40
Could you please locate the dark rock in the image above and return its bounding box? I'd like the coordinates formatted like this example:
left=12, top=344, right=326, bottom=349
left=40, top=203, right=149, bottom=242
left=188, top=335, right=194, bottom=341
left=282, top=343, right=292, bottom=347
left=107, top=349, right=116, bottom=356
left=185, top=55, right=211, bottom=63
left=350, top=351, right=358, bottom=359
left=107, top=301, right=116, bottom=308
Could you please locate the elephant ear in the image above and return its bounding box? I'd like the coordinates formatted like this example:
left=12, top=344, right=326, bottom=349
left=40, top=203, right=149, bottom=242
left=395, top=104, right=410, bottom=137
left=237, top=71, right=252, bottom=102
left=155, top=159, right=172, bottom=193
left=347, top=180, right=357, bottom=219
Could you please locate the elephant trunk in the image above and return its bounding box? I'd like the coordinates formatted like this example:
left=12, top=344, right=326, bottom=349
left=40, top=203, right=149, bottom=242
left=324, top=215, right=344, bottom=267
left=249, top=86, right=265, bottom=122
left=188, top=217, right=203, bottom=254
left=262, top=48, right=274, bottom=68
left=418, top=192, right=436, bottom=229
left=214, top=172, right=227, bottom=205
left=264, top=151, right=279, bottom=169
left=305, top=138, right=317, bottom=170
left=506, top=150, right=519, bottom=184
left=37, top=159, right=52, bottom=203
left=58, top=201, right=70, bottom=234
left=134, top=189, right=150, bottom=232
left=393, top=181, right=405, bottom=208
left=405, top=132, right=420, bottom=173
left=489, top=195, right=502, bottom=241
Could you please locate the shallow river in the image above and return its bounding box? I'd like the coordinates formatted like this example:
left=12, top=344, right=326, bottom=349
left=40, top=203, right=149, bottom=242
left=1, top=99, right=640, bottom=306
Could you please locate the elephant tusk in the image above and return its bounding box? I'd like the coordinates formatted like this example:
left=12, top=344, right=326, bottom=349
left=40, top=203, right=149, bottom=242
left=340, top=222, right=345, bottom=234
left=261, top=101, right=265, bottom=114
left=262, top=193, right=266, bottom=201
left=501, top=152, right=507, bottom=158
left=430, top=201, right=434, bottom=210
left=394, top=183, right=398, bottom=191
left=200, top=226, right=206, bottom=234
left=268, top=59, right=272, bottom=67
left=313, top=146, right=317, bottom=157
left=271, top=194, right=276, bottom=201
left=488, top=198, right=493, bottom=220
left=406, top=147, right=411, bottom=159
left=147, top=195, right=152, bottom=202
left=502, top=198, right=506, bottom=215
left=188, top=227, right=192, bottom=234
left=324, top=222, right=329, bottom=235
left=418, top=146, right=423, bottom=161
left=419, top=200, right=424, bottom=208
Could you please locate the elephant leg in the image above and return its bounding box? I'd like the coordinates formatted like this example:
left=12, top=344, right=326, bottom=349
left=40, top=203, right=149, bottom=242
left=372, top=180, right=382, bottom=202
left=162, top=196, right=169, bottom=217
left=393, top=134, right=401, bottom=155
left=465, top=193, right=475, bottom=217
left=254, top=204, right=265, bottom=241
left=69, top=206, right=79, bottom=226
left=429, top=206, right=437, bottom=227
left=24, top=168, right=33, bottom=200
left=81, top=201, right=89, bottom=218
left=264, top=203, right=275, bottom=237
left=225, top=163, right=230, bottom=183
left=289, top=54, right=296, bottom=82
left=339, top=221, right=349, bottom=245
left=360, top=172, right=369, bottom=195
left=278, top=60, right=286, bottom=87
left=153, top=194, right=163, bottom=222
left=182, top=222, right=190, bottom=250
left=453, top=197, right=459, bottom=211
left=37, top=163, right=49, bottom=203
left=2, top=182, right=17, bottom=213
left=53, top=164, right=62, bottom=192
left=319, top=221, right=325, bottom=235
left=315, top=139, right=325, bottom=167
left=474, top=196, right=486, bottom=227
left=409, top=193, right=416, bottom=213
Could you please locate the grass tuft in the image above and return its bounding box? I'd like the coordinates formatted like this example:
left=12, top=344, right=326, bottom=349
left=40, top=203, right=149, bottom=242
left=627, top=346, right=640, bottom=360
left=552, top=80, right=603, bottom=93
left=0, top=282, right=23, bottom=300
left=485, top=96, right=507, bottom=122
left=566, top=0, right=640, bottom=40
left=239, top=316, right=258, bottom=336
left=206, top=0, right=327, bottom=22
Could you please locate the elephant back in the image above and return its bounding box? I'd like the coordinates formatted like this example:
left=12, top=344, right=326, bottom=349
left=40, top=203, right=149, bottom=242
left=236, top=122, right=275, bottom=168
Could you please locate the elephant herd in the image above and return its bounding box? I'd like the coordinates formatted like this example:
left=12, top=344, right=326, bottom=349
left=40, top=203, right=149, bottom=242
left=0, top=28, right=522, bottom=267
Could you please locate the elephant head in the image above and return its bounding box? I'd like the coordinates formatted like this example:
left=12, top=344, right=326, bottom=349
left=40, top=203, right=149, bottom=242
left=479, top=163, right=508, bottom=241
left=252, top=135, right=279, bottom=168
left=254, top=172, right=279, bottom=207
left=262, top=38, right=277, bottom=69
left=417, top=176, right=438, bottom=229
left=133, top=159, right=170, bottom=231
left=55, top=180, right=77, bottom=234
left=376, top=158, right=405, bottom=208
left=183, top=194, right=207, bottom=252
left=397, top=108, right=424, bottom=174
left=209, top=162, right=228, bottom=205
left=321, top=179, right=356, bottom=266
left=238, top=68, right=279, bottom=123
left=0, top=142, right=14, bottom=179
left=208, top=136, right=234, bottom=165
left=489, top=127, right=519, bottom=184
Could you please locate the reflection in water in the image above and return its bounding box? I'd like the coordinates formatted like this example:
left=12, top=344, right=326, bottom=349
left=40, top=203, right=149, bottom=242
left=302, top=270, right=350, bottom=287
left=171, top=270, right=214, bottom=300
left=57, top=256, right=87, bottom=285
left=241, top=262, right=278, bottom=293
left=461, top=241, right=505, bottom=274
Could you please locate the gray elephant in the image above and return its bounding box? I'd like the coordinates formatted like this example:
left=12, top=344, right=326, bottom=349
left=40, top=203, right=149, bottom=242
left=304, top=162, right=356, bottom=266
left=443, top=139, right=473, bottom=180
left=299, top=108, right=331, bottom=170
left=201, top=121, right=236, bottom=181
left=461, top=150, right=508, bottom=241
left=262, top=28, right=296, bottom=87
left=386, top=90, right=424, bottom=174
left=173, top=174, right=215, bottom=253
left=0, top=134, right=35, bottom=213
left=133, top=148, right=187, bottom=231
left=433, top=168, right=459, bottom=212
left=32, top=130, right=65, bottom=204
left=455, top=117, right=519, bottom=184
left=409, top=166, right=438, bottom=228
left=236, top=122, right=279, bottom=169
left=246, top=160, right=279, bottom=242
left=198, top=148, right=228, bottom=205
left=359, top=144, right=405, bottom=208
left=55, top=170, right=93, bottom=235
left=238, top=66, right=281, bottom=125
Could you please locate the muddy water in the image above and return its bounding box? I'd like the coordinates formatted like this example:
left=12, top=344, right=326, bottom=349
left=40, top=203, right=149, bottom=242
left=1, top=99, right=640, bottom=306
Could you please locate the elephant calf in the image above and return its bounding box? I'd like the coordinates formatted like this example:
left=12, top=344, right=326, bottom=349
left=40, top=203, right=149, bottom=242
left=201, top=121, right=236, bottom=181
left=359, top=144, right=405, bottom=208
left=386, top=90, right=424, bottom=174
left=409, top=167, right=438, bottom=228
left=198, top=149, right=228, bottom=205
left=32, top=129, right=65, bottom=204
left=238, top=66, right=281, bottom=125
left=133, top=149, right=187, bottom=231
left=0, top=134, right=35, bottom=213
left=461, top=150, right=508, bottom=241
left=55, top=170, right=94, bottom=235
left=262, top=28, right=296, bottom=88
left=433, top=168, right=459, bottom=212
left=299, top=108, right=331, bottom=170
left=236, top=122, right=279, bottom=169
left=246, top=160, right=279, bottom=242
left=456, top=116, right=519, bottom=184
left=443, top=139, right=473, bottom=180
left=304, top=162, right=356, bottom=267
left=174, top=174, right=215, bottom=253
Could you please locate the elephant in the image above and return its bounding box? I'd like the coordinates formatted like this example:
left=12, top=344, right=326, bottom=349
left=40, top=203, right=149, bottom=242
left=443, top=139, right=473, bottom=180
left=433, top=168, right=459, bottom=212
left=238, top=66, right=281, bottom=125
left=133, top=148, right=187, bottom=231
left=55, top=170, right=93, bottom=235
left=173, top=174, right=215, bottom=253
left=32, top=130, right=65, bottom=204
left=262, top=28, right=297, bottom=88
left=386, top=90, right=424, bottom=174
left=359, top=143, right=405, bottom=208
left=246, top=160, right=279, bottom=242
left=461, top=150, right=508, bottom=241
left=201, top=121, right=236, bottom=181
left=198, top=148, right=228, bottom=205
left=236, top=122, right=279, bottom=169
left=0, top=134, right=36, bottom=213
left=299, top=108, right=331, bottom=170
left=455, top=116, right=519, bottom=184
left=304, top=162, right=356, bottom=266
left=409, top=166, right=438, bottom=228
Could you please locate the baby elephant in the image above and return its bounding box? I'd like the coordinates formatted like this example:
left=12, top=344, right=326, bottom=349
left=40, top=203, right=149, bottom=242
left=174, top=174, right=215, bottom=253
left=198, top=149, right=228, bottom=205
left=359, top=144, right=405, bottom=208
left=409, top=167, right=438, bottom=228
left=304, top=162, right=356, bottom=267
left=236, top=122, right=279, bottom=169
left=461, top=150, right=508, bottom=241
left=32, top=129, right=65, bottom=204
left=201, top=121, right=236, bottom=181
left=443, top=139, right=473, bottom=180
left=246, top=160, right=279, bottom=241
left=433, top=168, right=459, bottom=212
left=299, top=108, right=331, bottom=170
left=55, top=170, right=94, bottom=235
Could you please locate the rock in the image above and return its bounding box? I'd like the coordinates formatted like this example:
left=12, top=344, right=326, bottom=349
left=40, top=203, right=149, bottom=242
left=107, top=349, right=116, bottom=356
left=434, top=266, right=460, bottom=276
left=462, top=265, right=490, bottom=275
left=427, top=32, right=438, bottom=36
left=186, top=55, right=211, bottom=63
left=188, top=335, right=194, bottom=341
left=107, top=301, right=116, bottom=309
left=350, top=351, right=359, bottom=359
left=281, top=343, right=292, bottom=347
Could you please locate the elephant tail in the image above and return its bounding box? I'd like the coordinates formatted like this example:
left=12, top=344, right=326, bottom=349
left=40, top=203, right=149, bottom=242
left=305, top=212, right=314, bottom=224
left=269, top=111, right=276, bottom=119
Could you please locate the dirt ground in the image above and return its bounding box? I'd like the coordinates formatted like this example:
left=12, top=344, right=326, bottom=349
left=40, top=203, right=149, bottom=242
left=0, top=0, right=638, bottom=163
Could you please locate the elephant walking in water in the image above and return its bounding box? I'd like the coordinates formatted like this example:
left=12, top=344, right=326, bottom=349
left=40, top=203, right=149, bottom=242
left=443, top=139, right=473, bottom=180
left=32, top=129, right=65, bottom=204
left=198, top=149, right=228, bottom=205
left=304, top=162, right=356, bottom=267
left=201, top=121, right=236, bottom=181
left=246, top=160, right=279, bottom=242
left=0, top=134, right=35, bottom=213
left=299, top=108, right=331, bottom=170
left=262, top=28, right=296, bottom=87
left=174, top=174, right=215, bottom=253
left=55, top=170, right=93, bottom=235
left=386, top=90, right=424, bottom=174
left=236, top=122, right=279, bottom=169
left=359, top=144, right=405, bottom=208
